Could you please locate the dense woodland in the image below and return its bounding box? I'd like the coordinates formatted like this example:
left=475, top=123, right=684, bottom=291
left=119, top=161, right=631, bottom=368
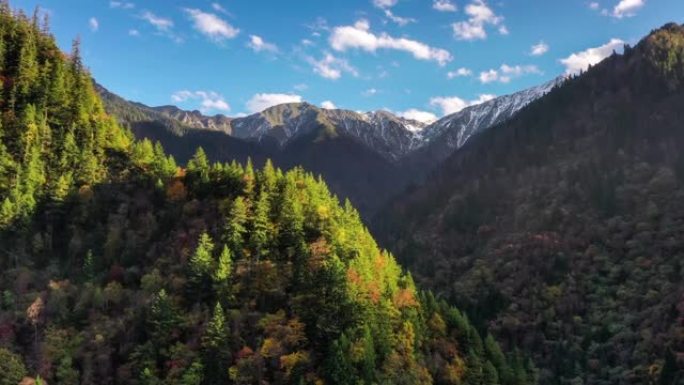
left=377, top=23, right=684, bottom=385
left=0, top=4, right=536, bottom=385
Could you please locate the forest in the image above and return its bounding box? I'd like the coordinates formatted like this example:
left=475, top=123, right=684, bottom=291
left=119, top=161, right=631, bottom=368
left=0, top=3, right=536, bottom=385
left=376, top=22, right=684, bottom=385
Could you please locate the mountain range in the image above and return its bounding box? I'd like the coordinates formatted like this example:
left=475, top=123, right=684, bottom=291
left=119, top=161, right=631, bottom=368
left=97, top=77, right=564, bottom=216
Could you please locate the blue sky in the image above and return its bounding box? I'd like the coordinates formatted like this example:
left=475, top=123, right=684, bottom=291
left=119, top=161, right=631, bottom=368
left=11, top=0, right=684, bottom=121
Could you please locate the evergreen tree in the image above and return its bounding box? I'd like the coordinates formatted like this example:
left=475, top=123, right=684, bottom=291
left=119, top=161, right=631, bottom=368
left=213, top=245, right=232, bottom=303
left=250, top=191, right=272, bottom=260
left=148, top=289, right=179, bottom=347
left=188, top=232, right=214, bottom=302
left=201, top=302, right=230, bottom=385
left=224, top=197, right=248, bottom=256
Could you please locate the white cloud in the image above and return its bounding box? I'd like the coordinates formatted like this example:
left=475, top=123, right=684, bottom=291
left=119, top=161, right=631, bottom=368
left=447, top=67, right=472, bottom=79
left=246, top=93, right=303, bottom=113
left=452, top=0, right=506, bottom=41
left=89, top=17, right=99, bottom=32
left=184, top=8, right=239, bottom=42
left=248, top=35, right=278, bottom=53
left=321, top=100, right=337, bottom=109
left=560, top=38, right=624, bottom=74
left=373, top=0, right=398, bottom=9
left=433, top=0, right=457, bottom=12
left=589, top=2, right=600, bottom=10
left=128, top=29, right=140, bottom=36
left=430, top=94, right=496, bottom=116
left=530, top=41, right=549, bottom=56
left=307, top=53, right=358, bottom=80
left=330, top=19, right=452, bottom=66
left=383, top=9, right=416, bottom=26
left=612, top=0, right=644, bottom=18
left=293, top=83, right=308, bottom=91
left=171, top=90, right=231, bottom=113
left=363, top=88, right=379, bottom=97
left=478, top=64, right=541, bottom=83
left=398, top=109, right=438, bottom=124
left=211, top=3, right=229, bottom=14
left=110, top=1, right=134, bottom=9
left=140, top=11, right=173, bottom=32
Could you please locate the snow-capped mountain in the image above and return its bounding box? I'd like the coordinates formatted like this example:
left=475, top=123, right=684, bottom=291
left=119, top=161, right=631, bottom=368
left=98, top=77, right=562, bottom=164
left=422, top=76, right=565, bottom=152
left=227, top=103, right=428, bottom=161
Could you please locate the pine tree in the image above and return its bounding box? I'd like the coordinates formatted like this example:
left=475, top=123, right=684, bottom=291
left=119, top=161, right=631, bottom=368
left=201, top=302, right=230, bottom=385
left=224, top=197, right=247, bottom=256
left=147, top=289, right=179, bottom=348
left=213, top=245, right=232, bottom=303
left=325, top=334, right=355, bottom=385
left=250, top=191, right=272, bottom=260
left=485, top=334, right=512, bottom=385
left=188, top=232, right=214, bottom=302
left=187, top=147, right=210, bottom=190
left=360, top=325, right=376, bottom=384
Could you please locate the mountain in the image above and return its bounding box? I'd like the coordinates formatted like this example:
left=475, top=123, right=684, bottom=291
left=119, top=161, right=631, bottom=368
left=405, top=77, right=565, bottom=172
left=0, top=7, right=536, bottom=385
left=98, top=78, right=557, bottom=217
left=376, top=23, right=684, bottom=385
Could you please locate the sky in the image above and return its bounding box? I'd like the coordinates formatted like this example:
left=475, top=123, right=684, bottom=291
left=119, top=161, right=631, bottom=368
left=10, top=0, right=684, bottom=122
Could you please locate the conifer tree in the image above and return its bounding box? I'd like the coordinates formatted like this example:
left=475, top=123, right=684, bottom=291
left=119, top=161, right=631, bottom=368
left=250, top=191, right=271, bottom=260
left=202, top=302, right=230, bottom=384
left=224, top=197, right=247, bottom=256
left=188, top=232, right=214, bottom=302
left=213, top=245, right=232, bottom=303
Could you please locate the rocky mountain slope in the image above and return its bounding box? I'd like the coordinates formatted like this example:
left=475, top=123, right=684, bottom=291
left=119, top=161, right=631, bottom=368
left=99, top=77, right=558, bottom=217
left=375, top=23, right=684, bottom=385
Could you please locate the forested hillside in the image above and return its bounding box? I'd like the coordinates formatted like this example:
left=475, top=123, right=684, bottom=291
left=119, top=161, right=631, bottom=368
left=0, top=4, right=534, bottom=385
left=377, top=23, right=684, bottom=385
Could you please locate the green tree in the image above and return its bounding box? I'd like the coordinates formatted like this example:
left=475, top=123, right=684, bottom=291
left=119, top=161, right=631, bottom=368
left=213, top=245, right=232, bottom=303
left=201, top=302, right=230, bottom=385
left=0, top=348, right=27, bottom=385
left=148, top=289, right=180, bottom=347
left=250, top=191, right=272, bottom=260
left=224, top=197, right=248, bottom=256
left=188, top=232, right=214, bottom=301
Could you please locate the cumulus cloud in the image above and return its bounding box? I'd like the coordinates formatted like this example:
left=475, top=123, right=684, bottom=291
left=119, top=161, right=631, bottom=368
left=246, top=93, right=303, bottom=113
left=330, top=19, right=452, bottom=66
left=397, top=109, right=438, bottom=124
left=430, top=94, right=496, bottom=116
left=307, top=53, right=359, bottom=80
left=478, top=64, right=541, bottom=83
left=447, top=67, right=472, bottom=79
left=248, top=35, right=278, bottom=53
left=560, top=38, right=624, bottom=74
left=452, top=0, right=506, bottom=41
left=612, top=0, right=644, bottom=18
left=589, top=2, right=600, bottom=10
left=171, top=90, right=231, bottom=113
left=140, top=11, right=173, bottom=32
left=321, top=101, right=337, bottom=109
left=110, top=1, right=134, bottom=9
left=184, top=8, right=239, bottom=42
left=89, top=17, right=99, bottom=32
left=530, top=41, right=549, bottom=56
left=433, top=0, right=457, bottom=12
